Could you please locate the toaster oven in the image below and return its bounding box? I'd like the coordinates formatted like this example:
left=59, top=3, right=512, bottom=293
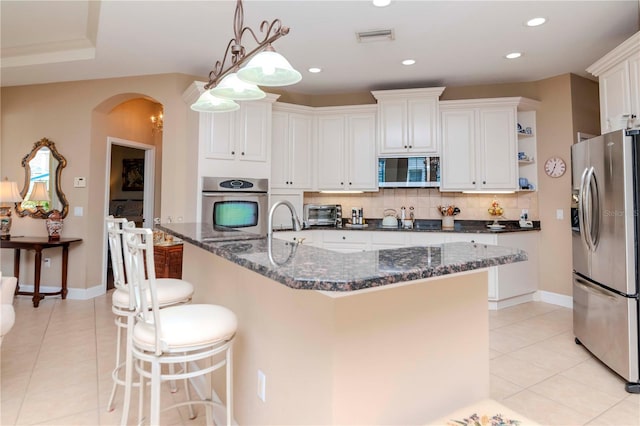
left=303, top=204, right=342, bottom=228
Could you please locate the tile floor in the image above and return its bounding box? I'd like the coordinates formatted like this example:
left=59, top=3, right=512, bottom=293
left=1, top=295, right=639, bottom=425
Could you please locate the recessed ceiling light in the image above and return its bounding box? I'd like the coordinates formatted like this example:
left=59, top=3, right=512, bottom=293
left=402, top=59, right=416, bottom=66
left=373, top=0, right=391, bottom=7
left=308, top=67, right=322, bottom=73
left=526, top=17, right=547, bottom=27
left=505, top=52, right=522, bottom=59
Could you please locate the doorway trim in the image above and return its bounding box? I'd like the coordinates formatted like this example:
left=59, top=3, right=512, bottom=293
left=102, top=136, right=156, bottom=289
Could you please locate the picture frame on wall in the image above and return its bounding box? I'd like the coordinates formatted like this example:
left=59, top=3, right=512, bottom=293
left=122, top=158, right=144, bottom=191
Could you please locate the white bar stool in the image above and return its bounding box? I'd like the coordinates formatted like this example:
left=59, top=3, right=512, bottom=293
left=123, top=224, right=237, bottom=426
left=105, top=216, right=195, bottom=425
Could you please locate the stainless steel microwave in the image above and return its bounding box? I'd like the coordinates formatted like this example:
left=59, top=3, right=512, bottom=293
left=378, top=156, right=440, bottom=188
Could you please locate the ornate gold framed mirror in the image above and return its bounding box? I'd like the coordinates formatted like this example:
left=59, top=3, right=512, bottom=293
left=17, top=138, right=69, bottom=218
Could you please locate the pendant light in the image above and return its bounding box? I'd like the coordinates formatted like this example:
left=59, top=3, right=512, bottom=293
left=209, top=72, right=266, bottom=100
left=190, top=90, right=240, bottom=113
left=236, top=45, right=302, bottom=87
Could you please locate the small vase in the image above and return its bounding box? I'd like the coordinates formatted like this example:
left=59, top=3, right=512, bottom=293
left=46, top=210, right=63, bottom=240
left=442, top=216, right=454, bottom=229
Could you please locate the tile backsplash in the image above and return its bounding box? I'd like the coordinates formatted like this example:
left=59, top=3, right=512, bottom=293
left=304, top=189, right=538, bottom=221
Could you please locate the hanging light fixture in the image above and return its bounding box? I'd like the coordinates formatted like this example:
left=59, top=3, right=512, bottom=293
left=209, top=71, right=266, bottom=100
left=192, top=0, right=301, bottom=112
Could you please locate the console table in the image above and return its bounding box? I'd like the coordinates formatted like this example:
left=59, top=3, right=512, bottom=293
left=1, top=237, right=82, bottom=307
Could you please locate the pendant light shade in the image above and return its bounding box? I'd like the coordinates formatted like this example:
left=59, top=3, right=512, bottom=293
left=236, top=45, right=302, bottom=87
left=209, top=72, right=266, bottom=100
left=190, top=90, right=240, bottom=113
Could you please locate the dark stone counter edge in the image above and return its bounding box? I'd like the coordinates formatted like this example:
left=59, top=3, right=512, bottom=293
left=296, top=219, right=541, bottom=233
left=159, top=225, right=529, bottom=292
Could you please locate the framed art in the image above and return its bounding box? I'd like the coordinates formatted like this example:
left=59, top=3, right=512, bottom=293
left=122, top=158, right=144, bottom=191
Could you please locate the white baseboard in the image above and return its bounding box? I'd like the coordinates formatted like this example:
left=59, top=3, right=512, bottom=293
left=15, top=284, right=106, bottom=300
left=535, top=290, right=573, bottom=309
left=488, top=290, right=573, bottom=310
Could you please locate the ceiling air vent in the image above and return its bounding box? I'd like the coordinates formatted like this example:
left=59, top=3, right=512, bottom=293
left=356, top=29, right=394, bottom=43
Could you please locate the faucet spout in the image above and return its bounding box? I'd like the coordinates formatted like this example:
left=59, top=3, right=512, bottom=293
left=268, top=200, right=302, bottom=238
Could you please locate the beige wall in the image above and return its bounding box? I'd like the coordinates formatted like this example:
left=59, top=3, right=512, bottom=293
left=1, top=72, right=598, bottom=299
left=1, top=74, right=195, bottom=292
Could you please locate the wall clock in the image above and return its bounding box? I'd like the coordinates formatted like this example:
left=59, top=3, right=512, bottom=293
left=544, top=156, right=566, bottom=178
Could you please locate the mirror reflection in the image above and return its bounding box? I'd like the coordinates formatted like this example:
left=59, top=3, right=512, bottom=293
left=17, top=138, right=69, bottom=219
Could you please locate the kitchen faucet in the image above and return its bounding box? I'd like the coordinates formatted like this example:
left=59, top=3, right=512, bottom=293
left=268, top=200, right=302, bottom=238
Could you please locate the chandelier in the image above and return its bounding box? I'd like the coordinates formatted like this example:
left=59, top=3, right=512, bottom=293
left=151, top=112, right=163, bottom=133
left=191, top=0, right=301, bottom=113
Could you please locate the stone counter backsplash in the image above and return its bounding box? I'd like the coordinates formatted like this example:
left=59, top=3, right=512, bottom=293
left=304, top=188, right=538, bottom=221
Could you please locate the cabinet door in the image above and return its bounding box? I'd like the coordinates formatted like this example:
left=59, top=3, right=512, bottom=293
left=629, top=55, right=640, bottom=124
left=316, top=115, right=346, bottom=190
left=599, top=61, right=632, bottom=133
left=347, top=113, right=377, bottom=191
left=238, top=102, right=269, bottom=162
left=204, top=111, right=236, bottom=160
left=440, top=109, right=476, bottom=191
left=271, top=111, right=289, bottom=188
left=479, top=108, right=518, bottom=190
left=378, top=100, right=407, bottom=154
left=408, top=98, right=439, bottom=154
left=289, top=113, right=313, bottom=189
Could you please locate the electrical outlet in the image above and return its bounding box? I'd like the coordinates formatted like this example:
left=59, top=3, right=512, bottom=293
left=44, top=258, right=51, bottom=268
left=556, top=209, right=564, bottom=220
left=257, top=369, right=266, bottom=402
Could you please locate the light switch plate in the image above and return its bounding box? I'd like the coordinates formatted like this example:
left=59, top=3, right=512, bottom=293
left=74, top=206, right=83, bottom=216
left=74, top=177, right=86, bottom=188
left=556, top=209, right=564, bottom=220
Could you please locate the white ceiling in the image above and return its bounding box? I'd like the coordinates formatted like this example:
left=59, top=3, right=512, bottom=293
left=1, top=1, right=638, bottom=94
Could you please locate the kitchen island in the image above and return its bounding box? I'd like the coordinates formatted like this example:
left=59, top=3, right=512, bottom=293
left=159, top=222, right=527, bottom=425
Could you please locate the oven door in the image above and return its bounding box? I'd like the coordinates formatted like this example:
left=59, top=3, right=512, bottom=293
left=202, top=192, right=268, bottom=236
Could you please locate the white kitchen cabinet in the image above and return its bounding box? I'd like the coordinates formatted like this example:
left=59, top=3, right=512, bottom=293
left=371, top=232, right=407, bottom=249
left=271, top=104, right=314, bottom=190
left=440, top=97, right=537, bottom=192
left=372, top=88, right=445, bottom=155
left=273, top=230, right=318, bottom=247
left=203, top=99, right=274, bottom=162
left=322, top=230, right=370, bottom=253
left=587, top=31, right=640, bottom=134
left=516, top=106, right=540, bottom=192
left=315, top=106, right=377, bottom=191
left=405, top=232, right=448, bottom=246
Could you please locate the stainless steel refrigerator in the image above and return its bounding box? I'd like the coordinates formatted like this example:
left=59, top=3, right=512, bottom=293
left=571, top=128, right=640, bottom=393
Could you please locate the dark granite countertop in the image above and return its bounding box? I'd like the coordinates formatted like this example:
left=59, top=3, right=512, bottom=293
left=159, top=222, right=528, bottom=293
left=337, top=218, right=541, bottom=233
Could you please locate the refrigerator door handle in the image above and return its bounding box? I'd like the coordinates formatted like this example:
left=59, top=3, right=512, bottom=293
left=578, top=167, right=590, bottom=250
left=575, top=277, right=617, bottom=301
left=588, top=167, right=601, bottom=248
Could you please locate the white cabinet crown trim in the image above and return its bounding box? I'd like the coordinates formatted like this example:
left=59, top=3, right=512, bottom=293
left=371, top=87, right=446, bottom=100
left=587, top=31, right=640, bottom=76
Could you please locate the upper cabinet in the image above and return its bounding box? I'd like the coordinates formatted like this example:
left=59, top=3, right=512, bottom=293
left=271, top=103, right=314, bottom=190
left=440, top=97, right=539, bottom=192
left=315, top=106, right=377, bottom=191
left=203, top=99, right=274, bottom=162
left=587, top=31, right=640, bottom=134
left=372, top=87, right=445, bottom=156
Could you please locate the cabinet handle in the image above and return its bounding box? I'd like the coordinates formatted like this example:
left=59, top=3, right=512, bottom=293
left=241, top=152, right=245, bottom=156
left=342, top=236, right=346, bottom=240
left=231, top=151, right=235, bottom=155
left=404, top=145, right=408, bottom=148
left=349, top=182, right=352, bottom=185
left=341, top=182, right=344, bottom=185
left=472, top=181, right=476, bottom=185
left=409, top=145, right=413, bottom=148
left=290, top=181, right=293, bottom=185
left=483, top=181, right=486, bottom=184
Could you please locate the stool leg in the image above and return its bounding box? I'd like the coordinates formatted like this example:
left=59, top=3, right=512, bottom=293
left=168, top=363, right=178, bottom=393
left=149, top=360, right=162, bottom=426
left=119, top=314, right=134, bottom=426
left=107, top=316, right=123, bottom=412
left=182, top=359, right=197, bottom=420
left=227, top=344, right=233, bottom=426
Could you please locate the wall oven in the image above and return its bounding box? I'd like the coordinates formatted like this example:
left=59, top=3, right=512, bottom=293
left=201, top=177, right=268, bottom=237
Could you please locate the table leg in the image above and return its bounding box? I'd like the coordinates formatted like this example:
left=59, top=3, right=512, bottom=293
left=61, top=244, right=69, bottom=299
left=13, top=248, right=21, bottom=294
left=33, top=247, right=42, bottom=308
